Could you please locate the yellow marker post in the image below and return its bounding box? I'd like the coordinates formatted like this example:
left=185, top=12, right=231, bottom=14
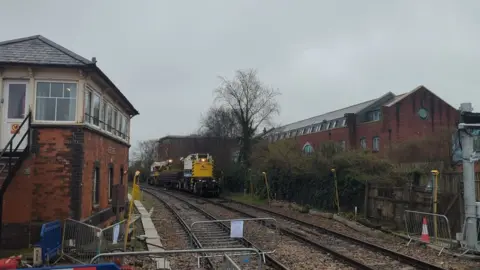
left=431, top=169, right=439, bottom=243
left=124, top=170, right=141, bottom=251
left=262, top=172, right=271, bottom=206
left=331, top=168, right=340, bottom=213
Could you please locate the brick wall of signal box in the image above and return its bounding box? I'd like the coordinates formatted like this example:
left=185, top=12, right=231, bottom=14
left=296, top=88, right=458, bottom=153
left=1, top=127, right=129, bottom=248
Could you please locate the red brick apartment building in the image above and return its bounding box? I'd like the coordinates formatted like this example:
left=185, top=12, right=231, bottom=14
left=267, top=86, right=458, bottom=153
left=0, top=35, right=139, bottom=248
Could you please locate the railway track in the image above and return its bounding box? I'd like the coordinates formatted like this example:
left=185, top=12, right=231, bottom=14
left=142, top=188, right=289, bottom=270
left=144, top=186, right=447, bottom=270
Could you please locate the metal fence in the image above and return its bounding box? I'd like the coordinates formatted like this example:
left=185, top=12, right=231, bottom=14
left=61, top=216, right=143, bottom=264
left=404, top=210, right=453, bottom=254
left=90, top=248, right=265, bottom=270
left=222, top=254, right=241, bottom=270
left=190, top=217, right=278, bottom=261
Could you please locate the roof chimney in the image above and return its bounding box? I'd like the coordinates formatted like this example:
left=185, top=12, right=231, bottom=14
left=91, top=57, right=97, bottom=63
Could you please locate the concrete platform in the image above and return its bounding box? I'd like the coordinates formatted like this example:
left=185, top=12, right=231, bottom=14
left=128, top=194, right=171, bottom=270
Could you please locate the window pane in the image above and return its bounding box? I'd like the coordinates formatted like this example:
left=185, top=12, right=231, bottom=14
left=107, top=105, right=113, bottom=132
left=113, top=110, right=118, bottom=134
left=8, top=84, right=26, bottom=119
left=36, top=82, right=50, bottom=97
left=84, top=91, right=91, bottom=123
left=57, top=98, right=76, bottom=121
left=51, top=83, right=64, bottom=98
left=35, top=97, right=56, bottom=121
left=92, top=94, right=100, bottom=126
left=63, top=83, right=77, bottom=98
left=100, top=101, right=105, bottom=129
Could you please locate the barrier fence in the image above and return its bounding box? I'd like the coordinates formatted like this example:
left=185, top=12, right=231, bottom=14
left=190, top=217, right=278, bottom=262
left=61, top=216, right=143, bottom=264
left=90, top=248, right=265, bottom=270
left=36, top=220, right=62, bottom=265
left=404, top=210, right=452, bottom=254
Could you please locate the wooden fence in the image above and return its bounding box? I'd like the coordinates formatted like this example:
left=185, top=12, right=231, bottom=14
left=366, top=171, right=476, bottom=234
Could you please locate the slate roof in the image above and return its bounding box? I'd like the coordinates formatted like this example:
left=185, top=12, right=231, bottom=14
left=0, top=35, right=139, bottom=115
left=273, top=97, right=380, bottom=134
left=0, top=35, right=91, bottom=66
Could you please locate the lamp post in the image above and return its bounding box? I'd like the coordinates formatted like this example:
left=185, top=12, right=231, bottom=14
left=331, top=168, right=340, bottom=213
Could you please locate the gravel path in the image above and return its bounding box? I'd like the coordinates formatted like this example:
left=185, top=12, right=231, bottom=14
left=225, top=199, right=480, bottom=270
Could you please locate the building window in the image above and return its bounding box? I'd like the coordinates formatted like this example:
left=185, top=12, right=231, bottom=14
left=340, top=140, right=346, bottom=151
left=108, top=165, right=114, bottom=200
left=360, top=137, right=367, bottom=149
left=331, top=121, right=337, bottom=128
left=35, top=82, right=77, bottom=121
left=120, top=166, right=124, bottom=185
left=326, top=122, right=331, bottom=129
left=342, top=118, right=347, bottom=127
left=84, top=91, right=91, bottom=123
left=306, top=126, right=312, bottom=133
left=113, top=109, right=118, bottom=135
left=93, top=165, right=100, bottom=205
left=303, top=143, right=314, bottom=154
left=367, top=110, right=381, bottom=122
left=373, top=137, right=380, bottom=152
left=100, top=100, right=105, bottom=129
left=106, top=104, right=113, bottom=132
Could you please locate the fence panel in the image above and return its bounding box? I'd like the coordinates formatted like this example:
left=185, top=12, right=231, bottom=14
left=61, top=219, right=103, bottom=264
left=404, top=210, right=452, bottom=254
left=222, top=254, right=241, bottom=270
left=190, top=217, right=278, bottom=261
left=37, top=220, right=62, bottom=264
left=99, top=219, right=128, bottom=253
left=90, top=248, right=264, bottom=270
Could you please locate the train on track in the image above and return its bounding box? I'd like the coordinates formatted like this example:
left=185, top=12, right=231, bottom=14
left=147, top=153, right=221, bottom=197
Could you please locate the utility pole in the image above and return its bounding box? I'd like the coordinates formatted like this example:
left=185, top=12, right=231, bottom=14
left=459, top=103, right=479, bottom=250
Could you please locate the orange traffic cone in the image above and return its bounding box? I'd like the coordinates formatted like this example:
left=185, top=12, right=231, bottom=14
left=420, top=216, right=430, bottom=243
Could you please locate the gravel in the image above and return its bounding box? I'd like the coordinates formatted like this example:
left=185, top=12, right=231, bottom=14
left=143, top=192, right=204, bottom=270
left=175, top=193, right=355, bottom=270
left=227, top=199, right=480, bottom=270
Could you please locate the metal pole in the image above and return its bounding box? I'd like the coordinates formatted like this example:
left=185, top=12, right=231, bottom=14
left=460, top=129, right=477, bottom=249
left=431, top=170, right=439, bottom=243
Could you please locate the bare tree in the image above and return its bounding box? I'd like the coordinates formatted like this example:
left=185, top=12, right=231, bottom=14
left=199, top=106, right=241, bottom=138
left=130, top=139, right=158, bottom=175
left=214, top=69, right=280, bottom=167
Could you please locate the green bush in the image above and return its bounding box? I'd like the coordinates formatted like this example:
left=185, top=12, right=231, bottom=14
left=223, top=139, right=401, bottom=212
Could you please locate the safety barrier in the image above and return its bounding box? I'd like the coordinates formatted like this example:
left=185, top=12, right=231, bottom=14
left=60, top=217, right=142, bottom=264
left=222, top=254, right=241, bottom=270
left=404, top=210, right=452, bottom=254
left=18, top=263, right=121, bottom=270
left=190, top=217, right=278, bottom=261
left=90, top=248, right=264, bottom=270
left=36, top=220, right=62, bottom=265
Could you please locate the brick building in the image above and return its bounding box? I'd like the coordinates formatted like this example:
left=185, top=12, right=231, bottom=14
left=0, top=35, right=139, bottom=248
left=267, top=85, right=458, bottom=153
left=157, top=135, right=238, bottom=171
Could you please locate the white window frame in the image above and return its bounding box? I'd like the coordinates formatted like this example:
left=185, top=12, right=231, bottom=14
left=306, top=126, right=312, bottom=134
left=34, top=80, right=78, bottom=124
left=326, top=122, right=331, bottom=129
left=342, top=118, right=347, bottom=127
left=332, top=121, right=337, bottom=128
left=373, top=136, right=380, bottom=152
left=302, top=142, right=314, bottom=154
left=360, top=138, right=367, bottom=149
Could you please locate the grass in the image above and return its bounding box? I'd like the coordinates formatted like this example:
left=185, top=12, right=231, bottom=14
left=227, top=193, right=267, bottom=206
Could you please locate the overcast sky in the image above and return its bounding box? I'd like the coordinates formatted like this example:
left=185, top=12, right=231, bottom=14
left=1, top=0, right=479, bottom=146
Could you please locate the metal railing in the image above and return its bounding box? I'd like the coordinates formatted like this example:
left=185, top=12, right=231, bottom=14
left=84, top=113, right=130, bottom=142
left=190, top=217, right=278, bottom=262
left=0, top=110, right=32, bottom=242
left=404, top=210, right=453, bottom=255
left=90, top=248, right=265, bottom=270
left=60, top=217, right=142, bottom=264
